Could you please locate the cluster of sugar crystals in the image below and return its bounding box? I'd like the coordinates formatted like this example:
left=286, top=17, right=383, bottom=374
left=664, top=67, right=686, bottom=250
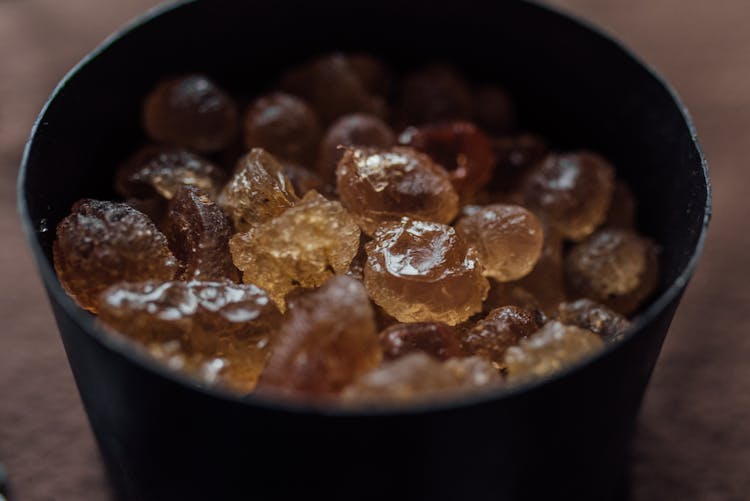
left=52, top=54, right=662, bottom=404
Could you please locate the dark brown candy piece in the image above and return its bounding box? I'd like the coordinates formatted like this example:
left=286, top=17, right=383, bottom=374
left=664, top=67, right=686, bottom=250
left=164, top=186, right=239, bottom=282
left=243, top=92, right=322, bottom=164
left=460, top=305, right=542, bottom=370
left=116, top=146, right=226, bottom=201
left=473, top=85, right=515, bottom=135
left=482, top=280, right=546, bottom=324
left=604, top=180, right=637, bottom=229
left=400, top=121, right=495, bottom=201
left=379, top=322, right=464, bottom=361
left=280, top=161, right=328, bottom=196
left=399, top=65, right=472, bottom=125
left=143, top=75, right=239, bottom=153
left=280, top=53, right=385, bottom=124
left=259, top=276, right=381, bottom=396
left=565, top=228, right=659, bottom=315
left=490, top=134, right=548, bottom=192
left=557, top=299, right=631, bottom=342
left=318, top=113, right=395, bottom=182
left=53, top=199, right=179, bottom=312
left=522, top=152, right=615, bottom=240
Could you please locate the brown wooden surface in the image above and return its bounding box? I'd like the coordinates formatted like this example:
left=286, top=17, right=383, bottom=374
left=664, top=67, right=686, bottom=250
left=0, top=1, right=747, bottom=499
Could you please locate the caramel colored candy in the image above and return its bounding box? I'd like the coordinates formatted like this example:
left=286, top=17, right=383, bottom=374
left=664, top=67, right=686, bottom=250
left=243, top=92, right=322, bottom=164
left=473, top=85, right=515, bottom=135
left=164, top=186, right=239, bottom=281
left=281, top=53, right=384, bottom=124
left=400, top=121, right=495, bottom=201
left=342, top=353, right=500, bottom=404
left=461, top=306, right=541, bottom=369
left=53, top=200, right=178, bottom=312
left=399, top=65, right=472, bottom=125
left=116, top=146, right=226, bottom=201
left=557, top=299, right=631, bottom=342
left=259, top=276, right=381, bottom=396
left=565, top=229, right=659, bottom=315
left=336, top=146, right=458, bottom=235
left=522, top=152, right=615, bottom=240
left=455, top=204, right=544, bottom=282
left=604, top=180, right=637, bottom=229
left=318, top=113, right=395, bottom=182
left=230, top=191, right=361, bottom=308
left=504, top=321, right=603, bottom=380
left=364, top=217, right=489, bottom=325
left=379, top=322, right=463, bottom=361
left=514, top=223, right=567, bottom=315
left=143, top=75, right=238, bottom=153
left=490, top=134, right=547, bottom=192
left=218, top=148, right=299, bottom=232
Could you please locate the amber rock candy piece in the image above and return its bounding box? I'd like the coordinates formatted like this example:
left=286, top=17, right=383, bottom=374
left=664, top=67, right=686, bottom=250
left=461, top=306, right=542, bottom=370
left=399, top=65, right=472, bottom=125
left=98, top=280, right=280, bottom=350
left=342, top=353, right=500, bottom=404
left=280, top=53, right=384, bottom=124
left=116, top=146, right=226, bottom=201
left=53, top=200, right=178, bottom=312
left=336, top=146, right=458, bottom=235
left=379, top=322, right=463, bottom=361
left=164, top=186, right=239, bottom=282
left=565, top=228, right=659, bottom=315
left=455, top=204, right=544, bottom=282
left=318, top=113, right=395, bottom=182
left=143, top=75, right=239, bottom=153
left=364, top=217, right=489, bottom=325
left=482, top=280, right=546, bottom=321
left=557, top=299, right=631, bottom=342
left=514, top=223, right=567, bottom=316
left=522, top=152, right=615, bottom=240
left=473, top=85, right=515, bottom=135
left=259, top=276, right=381, bottom=396
left=400, top=121, right=495, bottom=201
left=218, top=148, right=299, bottom=232
left=243, top=92, right=322, bottom=164
left=504, top=321, right=603, bottom=380
left=230, top=190, right=361, bottom=308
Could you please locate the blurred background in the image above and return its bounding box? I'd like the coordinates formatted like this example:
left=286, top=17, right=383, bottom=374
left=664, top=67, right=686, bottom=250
left=0, top=0, right=747, bottom=499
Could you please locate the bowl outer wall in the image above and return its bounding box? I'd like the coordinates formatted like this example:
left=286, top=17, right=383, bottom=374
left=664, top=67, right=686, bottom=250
left=18, top=0, right=710, bottom=500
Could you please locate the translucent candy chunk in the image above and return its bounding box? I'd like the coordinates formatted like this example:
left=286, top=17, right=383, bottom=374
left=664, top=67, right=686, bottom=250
left=336, top=146, right=458, bottom=235
left=164, top=186, right=239, bottom=282
left=143, top=75, right=238, bottom=153
left=230, top=191, right=361, bottom=308
left=116, top=146, right=227, bottom=201
left=379, top=322, right=464, bottom=361
left=243, top=92, right=322, bottom=164
left=218, top=148, right=299, bottom=232
left=364, top=217, right=489, bottom=325
left=522, top=152, right=615, bottom=240
left=53, top=199, right=178, bottom=312
left=565, top=228, right=658, bottom=315
left=557, top=299, right=631, bottom=342
left=342, top=353, right=500, bottom=404
left=399, top=121, right=495, bottom=201
left=504, top=321, right=603, bottom=380
left=455, top=204, right=544, bottom=282
left=318, top=113, right=395, bottom=182
left=258, top=276, right=381, bottom=396
left=461, top=306, right=542, bottom=370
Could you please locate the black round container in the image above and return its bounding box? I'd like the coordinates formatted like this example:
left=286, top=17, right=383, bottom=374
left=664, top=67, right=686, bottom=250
left=18, top=1, right=710, bottom=500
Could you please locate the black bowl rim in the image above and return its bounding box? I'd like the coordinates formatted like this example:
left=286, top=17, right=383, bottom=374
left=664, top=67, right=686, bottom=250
left=17, top=0, right=711, bottom=417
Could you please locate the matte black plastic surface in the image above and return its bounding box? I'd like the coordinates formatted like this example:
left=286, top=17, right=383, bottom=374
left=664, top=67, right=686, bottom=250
left=18, top=1, right=710, bottom=500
